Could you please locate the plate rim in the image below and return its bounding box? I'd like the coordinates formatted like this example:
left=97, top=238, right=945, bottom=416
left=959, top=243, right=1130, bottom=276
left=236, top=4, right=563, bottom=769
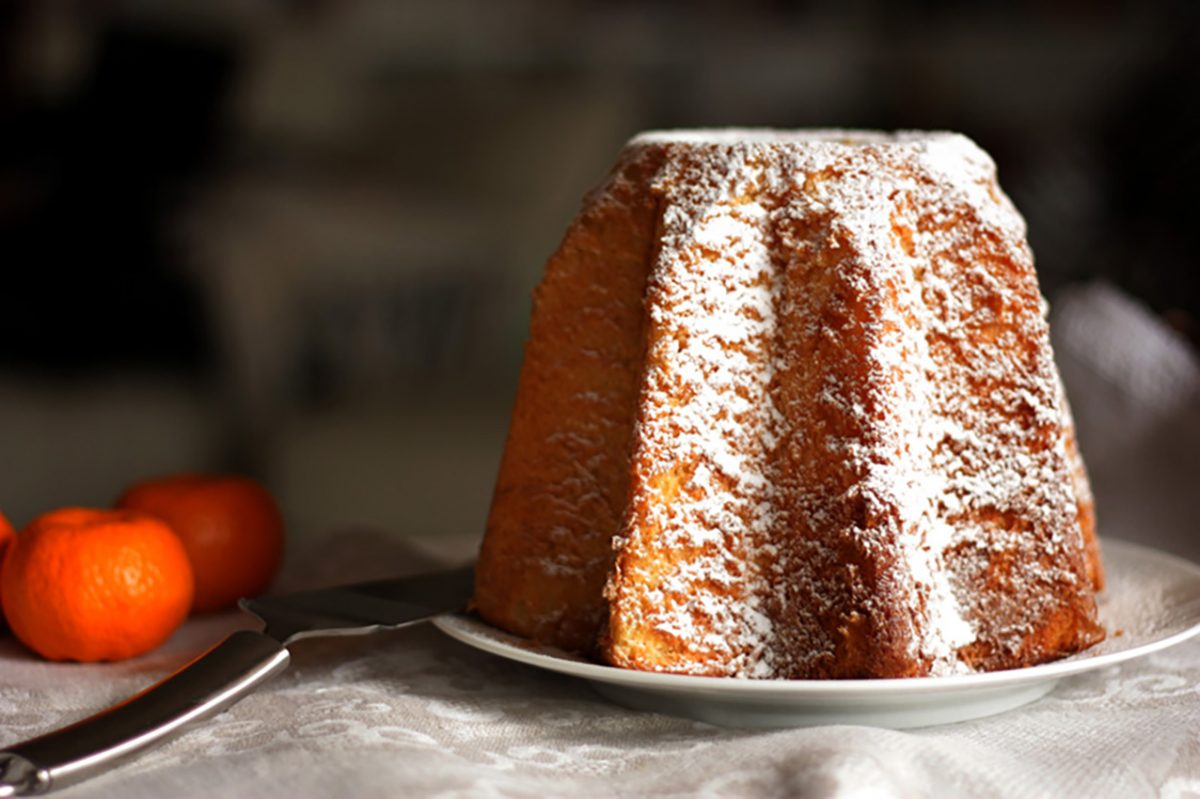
left=433, top=538, right=1200, bottom=696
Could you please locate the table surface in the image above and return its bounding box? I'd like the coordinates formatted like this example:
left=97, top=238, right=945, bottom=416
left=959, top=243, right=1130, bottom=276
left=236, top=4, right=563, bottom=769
left=2, top=528, right=1198, bottom=799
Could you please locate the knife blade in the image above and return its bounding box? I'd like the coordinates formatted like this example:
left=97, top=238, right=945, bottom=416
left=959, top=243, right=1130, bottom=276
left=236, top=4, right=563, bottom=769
left=0, top=564, right=474, bottom=797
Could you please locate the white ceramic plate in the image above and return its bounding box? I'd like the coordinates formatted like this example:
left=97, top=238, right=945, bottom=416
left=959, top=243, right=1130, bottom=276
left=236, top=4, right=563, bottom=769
left=434, top=539, right=1200, bottom=729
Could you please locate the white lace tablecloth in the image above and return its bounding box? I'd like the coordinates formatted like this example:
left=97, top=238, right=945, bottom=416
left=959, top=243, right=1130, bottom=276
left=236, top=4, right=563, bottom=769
left=2, top=283, right=1198, bottom=798
left=2, top=556, right=1198, bottom=799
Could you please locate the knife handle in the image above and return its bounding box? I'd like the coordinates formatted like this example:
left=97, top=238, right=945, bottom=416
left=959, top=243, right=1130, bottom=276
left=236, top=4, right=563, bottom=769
left=0, top=630, right=290, bottom=796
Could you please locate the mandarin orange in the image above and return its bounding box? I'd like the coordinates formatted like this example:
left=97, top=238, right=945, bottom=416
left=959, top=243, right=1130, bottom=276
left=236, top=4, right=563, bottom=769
left=0, top=510, right=12, bottom=623
left=1, top=508, right=194, bottom=661
left=0, top=510, right=12, bottom=561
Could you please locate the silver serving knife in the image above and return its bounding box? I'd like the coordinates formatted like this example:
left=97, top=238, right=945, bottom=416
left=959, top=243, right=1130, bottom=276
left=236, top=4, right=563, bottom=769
left=0, top=564, right=474, bottom=796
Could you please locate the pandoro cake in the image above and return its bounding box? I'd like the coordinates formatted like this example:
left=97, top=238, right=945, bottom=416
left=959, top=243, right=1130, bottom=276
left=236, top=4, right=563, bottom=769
left=473, top=129, right=1104, bottom=679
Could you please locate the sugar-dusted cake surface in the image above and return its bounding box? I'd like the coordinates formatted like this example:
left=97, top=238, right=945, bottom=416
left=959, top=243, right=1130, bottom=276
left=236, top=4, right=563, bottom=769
left=473, top=129, right=1104, bottom=679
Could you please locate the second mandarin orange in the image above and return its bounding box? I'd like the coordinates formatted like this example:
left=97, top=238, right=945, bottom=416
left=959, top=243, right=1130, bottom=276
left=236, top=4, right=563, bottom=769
left=116, top=474, right=285, bottom=612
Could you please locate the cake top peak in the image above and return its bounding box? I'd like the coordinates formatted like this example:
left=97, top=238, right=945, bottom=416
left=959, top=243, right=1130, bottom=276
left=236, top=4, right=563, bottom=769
left=628, top=128, right=976, bottom=149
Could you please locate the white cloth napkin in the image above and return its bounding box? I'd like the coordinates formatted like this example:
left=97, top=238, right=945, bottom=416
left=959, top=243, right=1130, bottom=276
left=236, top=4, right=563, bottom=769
left=1051, top=281, right=1200, bottom=562
left=1, top=283, right=1197, bottom=798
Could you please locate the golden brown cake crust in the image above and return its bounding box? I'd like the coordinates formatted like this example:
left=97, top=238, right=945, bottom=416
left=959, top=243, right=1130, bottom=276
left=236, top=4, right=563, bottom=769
left=472, top=147, right=664, bottom=651
left=476, top=130, right=1104, bottom=678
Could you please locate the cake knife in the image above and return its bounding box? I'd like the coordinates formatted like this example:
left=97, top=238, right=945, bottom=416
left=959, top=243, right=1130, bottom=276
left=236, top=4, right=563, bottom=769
left=0, top=564, right=474, bottom=796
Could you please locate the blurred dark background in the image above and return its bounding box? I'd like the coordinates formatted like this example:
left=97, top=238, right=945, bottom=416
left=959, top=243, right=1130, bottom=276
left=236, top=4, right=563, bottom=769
left=0, top=0, right=1196, bottom=553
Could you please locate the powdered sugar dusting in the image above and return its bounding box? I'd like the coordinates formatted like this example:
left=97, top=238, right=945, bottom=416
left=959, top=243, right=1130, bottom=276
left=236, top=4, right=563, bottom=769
left=613, top=191, right=786, bottom=677
left=601, top=130, right=1102, bottom=678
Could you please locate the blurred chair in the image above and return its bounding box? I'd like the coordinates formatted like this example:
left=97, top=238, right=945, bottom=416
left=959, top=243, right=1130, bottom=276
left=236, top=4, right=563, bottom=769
left=181, top=172, right=509, bottom=543
left=184, top=173, right=503, bottom=435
